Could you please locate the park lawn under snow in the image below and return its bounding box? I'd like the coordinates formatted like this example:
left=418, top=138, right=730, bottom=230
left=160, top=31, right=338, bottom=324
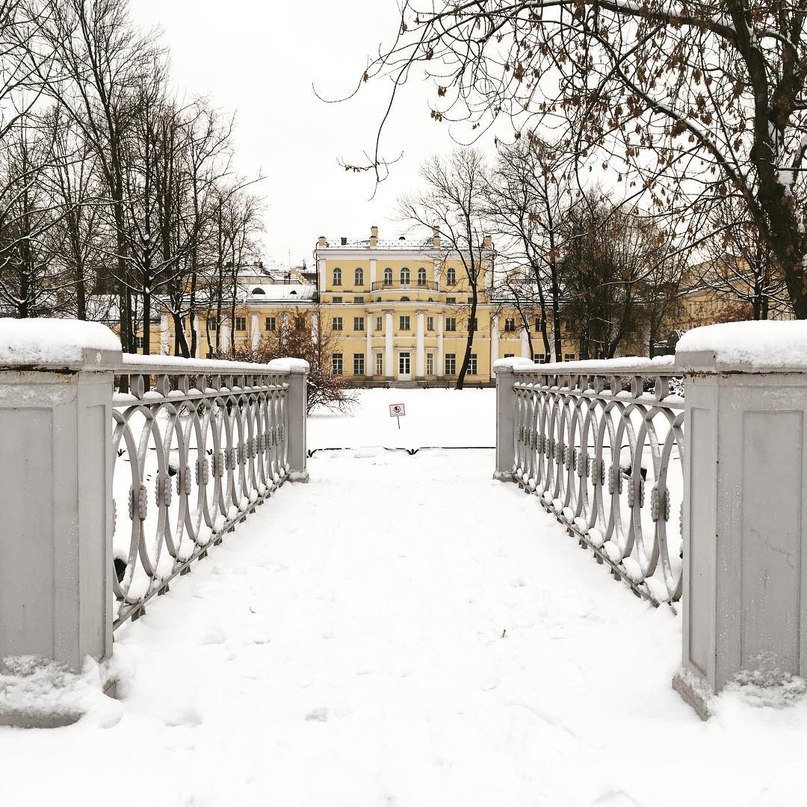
left=1, top=388, right=806, bottom=806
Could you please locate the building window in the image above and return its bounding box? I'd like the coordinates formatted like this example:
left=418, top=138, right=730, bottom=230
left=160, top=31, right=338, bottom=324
left=446, top=297, right=456, bottom=305
left=353, top=353, right=365, bottom=375
left=207, top=317, right=218, bottom=331
left=376, top=316, right=382, bottom=331
left=354, top=316, right=365, bottom=331
left=354, top=296, right=364, bottom=303
left=332, top=353, right=343, bottom=375
left=265, top=316, right=276, bottom=331
left=469, top=353, right=478, bottom=375
left=399, top=315, right=411, bottom=331
left=332, top=296, right=342, bottom=303
left=375, top=353, right=383, bottom=375
left=427, top=316, right=434, bottom=331
left=354, top=267, right=364, bottom=286
left=383, top=267, right=392, bottom=285
left=445, top=353, right=456, bottom=375
left=535, top=354, right=547, bottom=363
left=332, top=267, right=342, bottom=286
left=426, top=353, right=434, bottom=375
left=471, top=318, right=478, bottom=331
left=504, top=318, right=516, bottom=332
left=445, top=317, right=457, bottom=332
left=135, top=336, right=144, bottom=349
left=564, top=353, right=576, bottom=362
left=446, top=267, right=456, bottom=285
left=504, top=353, right=514, bottom=359
left=332, top=316, right=343, bottom=331
left=535, top=317, right=545, bottom=331
left=235, top=316, right=247, bottom=331
left=400, top=267, right=410, bottom=285
left=417, top=267, right=427, bottom=285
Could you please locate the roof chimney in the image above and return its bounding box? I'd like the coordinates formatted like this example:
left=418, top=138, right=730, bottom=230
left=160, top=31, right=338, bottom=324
left=369, top=225, right=378, bottom=249
left=432, top=226, right=441, bottom=248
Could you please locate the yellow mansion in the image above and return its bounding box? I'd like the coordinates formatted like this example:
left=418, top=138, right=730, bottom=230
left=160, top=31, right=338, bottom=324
left=144, top=226, right=555, bottom=384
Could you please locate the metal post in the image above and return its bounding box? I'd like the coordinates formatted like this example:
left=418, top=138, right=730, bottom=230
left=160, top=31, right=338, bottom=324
left=493, top=359, right=527, bottom=481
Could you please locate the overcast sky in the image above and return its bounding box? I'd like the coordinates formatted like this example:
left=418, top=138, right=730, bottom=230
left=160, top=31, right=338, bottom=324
left=128, top=0, right=487, bottom=270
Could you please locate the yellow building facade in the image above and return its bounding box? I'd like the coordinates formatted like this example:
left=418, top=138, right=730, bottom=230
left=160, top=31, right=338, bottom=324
left=141, top=226, right=553, bottom=384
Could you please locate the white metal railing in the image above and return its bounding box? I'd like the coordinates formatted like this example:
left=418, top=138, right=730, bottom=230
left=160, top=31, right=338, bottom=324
left=111, top=355, right=297, bottom=627
left=497, top=357, right=684, bottom=604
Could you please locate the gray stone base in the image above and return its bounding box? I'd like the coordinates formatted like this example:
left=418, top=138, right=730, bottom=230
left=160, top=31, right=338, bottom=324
left=0, top=656, right=119, bottom=729
left=672, top=667, right=714, bottom=720
left=289, top=470, right=310, bottom=483
left=492, top=471, right=514, bottom=482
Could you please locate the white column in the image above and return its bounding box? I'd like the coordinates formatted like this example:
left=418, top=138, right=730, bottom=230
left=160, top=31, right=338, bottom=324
left=437, top=312, right=444, bottom=377
left=317, top=258, right=327, bottom=292
left=193, top=315, right=202, bottom=358
left=160, top=313, right=169, bottom=355
left=384, top=310, right=394, bottom=378
left=369, top=259, right=377, bottom=288
left=415, top=310, right=426, bottom=378
left=251, top=313, right=260, bottom=352
left=220, top=317, right=231, bottom=353
left=490, top=314, right=500, bottom=379
left=365, top=310, right=372, bottom=374
left=520, top=328, right=530, bottom=359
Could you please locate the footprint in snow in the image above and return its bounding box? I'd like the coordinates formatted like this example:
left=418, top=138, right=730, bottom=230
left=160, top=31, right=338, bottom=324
left=304, top=707, right=329, bottom=722
left=593, top=791, right=641, bottom=807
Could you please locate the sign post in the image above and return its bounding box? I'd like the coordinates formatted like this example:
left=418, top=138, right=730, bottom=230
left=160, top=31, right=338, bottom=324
left=389, top=402, right=406, bottom=430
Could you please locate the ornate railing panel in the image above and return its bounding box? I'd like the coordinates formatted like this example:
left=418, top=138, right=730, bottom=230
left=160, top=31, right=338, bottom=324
left=508, top=357, right=684, bottom=604
left=112, top=355, right=291, bottom=627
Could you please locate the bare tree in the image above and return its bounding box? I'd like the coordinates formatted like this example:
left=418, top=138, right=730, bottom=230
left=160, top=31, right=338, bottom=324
left=702, top=196, right=791, bottom=321
left=38, top=0, right=166, bottom=350
left=485, top=136, right=573, bottom=360
left=399, top=148, right=489, bottom=388
left=358, top=1, right=807, bottom=320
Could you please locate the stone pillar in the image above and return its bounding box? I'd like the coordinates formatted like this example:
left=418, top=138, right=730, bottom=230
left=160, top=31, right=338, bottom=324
left=490, top=314, right=500, bottom=380
left=416, top=310, right=426, bottom=378
left=437, top=312, right=445, bottom=377
left=251, top=313, right=260, bottom=352
left=318, top=257, right=327, bottom=292
left=269, top=359, right=310, bottom=483
left=160, top=313, right=169, bottom=355
left=493, top=359, right=525, bottom=482
left=365, top=310, right=372, bottom=374
left=384, top=310, right=394, bottom=378
left=520, top=327, right=530, bottom=359
left=673, top=324, right=807, bottom=718
left=369, top=258, right=377, bottom=287
left=0, top=323, right=121, bottom=725
left=220, top=317, right=231, bottom=353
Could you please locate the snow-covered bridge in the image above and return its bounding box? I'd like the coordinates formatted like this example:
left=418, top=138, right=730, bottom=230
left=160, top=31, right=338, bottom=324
left=2, top=320, right=807, bottom=805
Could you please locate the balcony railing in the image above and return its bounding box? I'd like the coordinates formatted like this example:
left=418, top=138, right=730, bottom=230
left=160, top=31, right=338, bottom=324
left=496, top=357, right=684, bottom=604
left=370, top=281, right=440, bottom=292
left=111, top=356, right=296, bottom=626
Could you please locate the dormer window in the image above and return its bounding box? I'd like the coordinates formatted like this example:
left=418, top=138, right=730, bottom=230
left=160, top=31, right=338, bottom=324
left=252, top=287, right=266, bottom=295
left=333, top=267, right=342, bottom=286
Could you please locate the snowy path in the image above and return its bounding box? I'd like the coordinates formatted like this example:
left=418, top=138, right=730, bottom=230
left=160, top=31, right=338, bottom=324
left=2, top=392, right=807, bottom=805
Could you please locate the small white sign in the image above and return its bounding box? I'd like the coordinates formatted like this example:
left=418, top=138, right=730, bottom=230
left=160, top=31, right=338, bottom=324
left=389, top=403, right=406, bottom=417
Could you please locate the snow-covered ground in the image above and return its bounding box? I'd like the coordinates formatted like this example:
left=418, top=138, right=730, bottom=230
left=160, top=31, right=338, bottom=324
left=1, top=389, right=806, bottom=806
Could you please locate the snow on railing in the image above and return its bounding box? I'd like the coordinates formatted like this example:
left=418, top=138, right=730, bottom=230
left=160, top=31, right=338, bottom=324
left=495, top=356, right=684, bottom=605
left=111, top=355, right=307, bottom=627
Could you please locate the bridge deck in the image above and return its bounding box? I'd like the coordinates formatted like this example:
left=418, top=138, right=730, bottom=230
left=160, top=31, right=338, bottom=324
left=0, top=448, right=803, bottom=805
